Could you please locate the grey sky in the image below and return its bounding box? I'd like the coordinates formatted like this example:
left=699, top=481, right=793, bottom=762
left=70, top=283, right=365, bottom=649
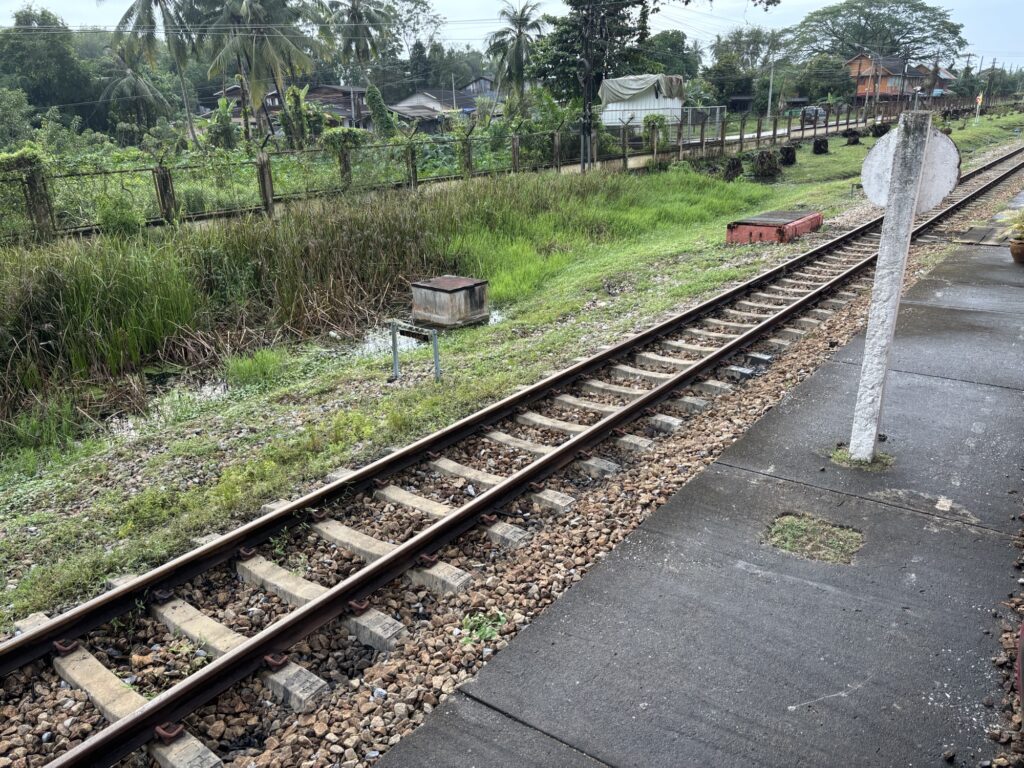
left=4, top=0, right=1022, bottom=70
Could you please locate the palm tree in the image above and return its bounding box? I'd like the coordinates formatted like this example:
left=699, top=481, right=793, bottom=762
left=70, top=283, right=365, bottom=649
left=101, top=0, right=199, bottom=146
left=326, top=0, right=392, bottom=71
left=485, top=1, right=544, bottom=99
left=101, top=38, right=172, bottom=129
left=202, top=0, right=318, bottom=137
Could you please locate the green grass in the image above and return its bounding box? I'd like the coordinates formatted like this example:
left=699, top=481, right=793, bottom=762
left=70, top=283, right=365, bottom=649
left=225, top=348, right=291, bottom=388
left=1, top=116, right=1023, bottom=627
left=765, top=514, right=864, bottom=564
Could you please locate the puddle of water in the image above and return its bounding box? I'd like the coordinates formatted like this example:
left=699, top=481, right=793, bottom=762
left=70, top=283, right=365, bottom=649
left=352, top=308, right=505, bottom=357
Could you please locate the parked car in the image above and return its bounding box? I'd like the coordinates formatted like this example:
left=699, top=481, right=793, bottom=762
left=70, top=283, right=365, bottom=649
left=800, top=106, right=827, bottom=126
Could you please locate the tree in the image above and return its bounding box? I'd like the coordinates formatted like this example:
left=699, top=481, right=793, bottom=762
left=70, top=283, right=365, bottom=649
left=0, top=88, right=33, bottom=150
left=328, top=0, right=393, bottom=71
left=793, top=54, right=854, bottom=104
left=203, top=0, right=318, bottom=137
left=641, top=30, right=699, bottom=78
left=100, top=38, right=172, bottom=131
left=788, top=0, right=966, bottom=62
left=486, top=1, right=545, bottom=99
left=365, top=83, right=395, bottom=136
left=386, top=0, right=442, bottom=55
left=710, top=27, right=783, bottom=71
left=702, top=53, right=753, bottom=103
left=408, top=40, right=431, bottom=88
left=99, top=0, right=200, bottom=145
left=0, top=7, right=95, bottom=125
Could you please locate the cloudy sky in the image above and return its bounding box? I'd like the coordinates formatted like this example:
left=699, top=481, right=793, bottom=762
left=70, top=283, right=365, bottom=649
left=4, top=0, right=1023, bottom=70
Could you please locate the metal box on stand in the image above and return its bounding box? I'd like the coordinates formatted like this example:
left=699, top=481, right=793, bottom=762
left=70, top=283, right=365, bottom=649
left=411, top=276, right=489, bottom=327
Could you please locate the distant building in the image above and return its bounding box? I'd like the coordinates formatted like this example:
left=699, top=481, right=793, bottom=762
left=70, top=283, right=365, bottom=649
left=388, top=88, right=480, bottom=132
left=845, top=53, right=926, bottom=102
left=912, top=63, right=958, bottom=98
left=462, top=76, right=498, bottom=98
left=208, top=84, right=369, bottom=129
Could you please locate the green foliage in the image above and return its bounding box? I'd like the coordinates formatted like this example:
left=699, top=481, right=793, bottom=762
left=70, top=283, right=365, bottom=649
left=321, top=127, right=371, bottom=154
left=0, top=143, right=45, bottom=174
left=279, top=85, right=325, bottom=150
left=643, top=113, right=668, bottom=149
left=750, top=149, right=781, bottom=179
left=0, top=88, right=34, bottom=150
left=366, top=84, right=395, bottom=138
left=225, top=349, right=290, bottom=388
left=640, top=30, right=700, bottom=78
left=206, top=99, right=239, bottom=150
left=96, top=194, right=146, bottom=237
left=788, top=0, right=966, bottom=62
left=460, top=611, right=506, bottom=644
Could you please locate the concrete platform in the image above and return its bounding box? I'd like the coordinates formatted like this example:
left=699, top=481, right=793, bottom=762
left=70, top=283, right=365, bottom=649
left=382, top=234, right=1024, bottom=767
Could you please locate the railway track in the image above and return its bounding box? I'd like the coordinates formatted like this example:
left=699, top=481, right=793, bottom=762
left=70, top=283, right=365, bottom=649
left=4, top=141, right=1024, bottom=768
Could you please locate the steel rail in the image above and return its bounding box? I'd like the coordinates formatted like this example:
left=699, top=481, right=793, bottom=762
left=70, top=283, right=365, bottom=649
left=3, top=144, right=1023, bottom=680
left=42, top=145, right=1024, bottom=767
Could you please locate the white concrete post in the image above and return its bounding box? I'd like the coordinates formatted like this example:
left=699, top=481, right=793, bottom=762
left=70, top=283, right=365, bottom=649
left=849, top=111, right=933, bottom=461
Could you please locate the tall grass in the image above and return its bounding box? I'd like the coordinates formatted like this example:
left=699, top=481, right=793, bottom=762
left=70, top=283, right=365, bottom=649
left=0, top=165, right=771, bottom=450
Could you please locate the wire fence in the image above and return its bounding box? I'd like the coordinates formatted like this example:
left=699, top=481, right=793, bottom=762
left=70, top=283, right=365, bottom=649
left=0, top=96, right=1015, bottom=244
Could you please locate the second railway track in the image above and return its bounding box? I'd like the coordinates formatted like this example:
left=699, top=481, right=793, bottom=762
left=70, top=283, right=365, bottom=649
left=5, top=141, right=1024, bottom=768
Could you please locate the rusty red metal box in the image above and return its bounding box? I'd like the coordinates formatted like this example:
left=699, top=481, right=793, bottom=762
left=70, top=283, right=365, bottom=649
left=726, top=209, right=824, bottom=244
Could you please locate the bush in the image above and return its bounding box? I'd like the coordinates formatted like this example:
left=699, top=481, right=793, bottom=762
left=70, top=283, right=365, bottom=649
left=842, top=129, right=861, bottom=145
left=869, top=122, right=890, bottom=138
left=812, top=138, right=829, bottom=155
left=751, top=150, right=781, bottom=179
left=96, top=193, right=146, bottom=236
left=779, top=145, right=797, bottom=166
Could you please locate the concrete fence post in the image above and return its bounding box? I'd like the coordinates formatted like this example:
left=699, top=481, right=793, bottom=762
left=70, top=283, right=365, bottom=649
left=511, top=134, right=521, bottom=173
left=552, top=131, right=561, bottom=170
left=849, top=112, right=933, bottom=461
left=256, top=152, right=274, bottom=217
left=23, top=166, right=55, bottom=240
left=153, top=165, right=177, bottom=223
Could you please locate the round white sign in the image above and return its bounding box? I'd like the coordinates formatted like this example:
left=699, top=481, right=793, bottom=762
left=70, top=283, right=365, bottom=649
left=861, top=126, right=961, bottom=214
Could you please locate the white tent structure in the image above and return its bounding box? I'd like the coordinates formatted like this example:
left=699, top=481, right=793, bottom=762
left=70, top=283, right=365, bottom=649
left=598, top=74, right=687, bottom=128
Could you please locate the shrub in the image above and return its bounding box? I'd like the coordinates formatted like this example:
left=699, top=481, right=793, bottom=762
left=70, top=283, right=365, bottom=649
left=779, top=145, right=797, bottom=166
left=869, top=122, right=890, bottom=138
left=842, top=129, right=861, bottom=145
left=96, top=193, right=145, bottom=236
left=812, top=137, right=829, bottom=155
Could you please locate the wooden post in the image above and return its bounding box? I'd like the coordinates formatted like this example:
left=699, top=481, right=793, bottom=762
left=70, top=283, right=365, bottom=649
left=738, top=115, right=746, bottom=152
left=771, top=116, right=779, bottom=146
left=652, top=130, right=659, bottom=166
left=699, top=115, right=707, bottom=157
left=256, top=152, right=274, bottom=217
left=719, top=118, right=727, bottom=156
left=849, top=112, right=933, bottom=461
left=23, top=166, right=54, bottom=241
left=786, top=114, right=793, bottom=141
left=153, top=165, right=177, bottom=223
left=845, top=107, right=851, bottom=129
left=552, top=131, right=561, bottom=170
left=406, top=144, right=418, bottom=190
left=813, top=112, right=818, bottom=138
left=676, top=109, right=685, bottom=161
left=834, top=108, right=840, bottom=132
left=511, top=134, right=521, bottom=173
left=621, top=127, right=629, bottom=170
left=755, top=117, right=763, bottom=148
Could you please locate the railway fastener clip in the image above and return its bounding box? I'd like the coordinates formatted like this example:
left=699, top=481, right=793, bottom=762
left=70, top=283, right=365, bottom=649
left=154, top=722, right=184, bottom=745
left=347, top=598, right=371, bottom=615
left=237, top=546, right=258, bottom=561
left=263, top=652, right=289, bottom=671
left=52, top=639, right=79, bottom=656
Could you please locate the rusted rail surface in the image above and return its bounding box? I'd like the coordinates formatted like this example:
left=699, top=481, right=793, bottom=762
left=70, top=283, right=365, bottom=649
left=5, top=142, right=1024, bottom=767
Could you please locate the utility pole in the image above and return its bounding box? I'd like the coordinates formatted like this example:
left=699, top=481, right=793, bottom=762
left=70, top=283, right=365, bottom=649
left=766, top=59, right=775, bottom=120
left=577, top=0, right=597, bottom=173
